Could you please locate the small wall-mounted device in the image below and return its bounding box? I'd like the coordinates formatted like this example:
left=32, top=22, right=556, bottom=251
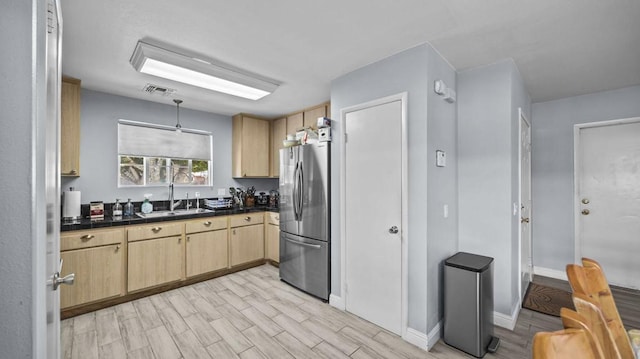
left=434, top=80, right=447, bottom=95
left=434, top=80, right=456, bottom=103
left=436, top=150, right=446, bottom=167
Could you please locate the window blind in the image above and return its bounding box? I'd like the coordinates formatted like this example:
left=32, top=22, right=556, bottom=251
left=118, top=120, right=212, bottom=160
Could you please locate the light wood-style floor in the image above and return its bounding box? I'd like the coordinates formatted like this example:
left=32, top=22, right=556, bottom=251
left=61, top=265, right=639, bottom=359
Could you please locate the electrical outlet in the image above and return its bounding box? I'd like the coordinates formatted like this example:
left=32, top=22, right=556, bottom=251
left=217, top=188, right=225, bottom=196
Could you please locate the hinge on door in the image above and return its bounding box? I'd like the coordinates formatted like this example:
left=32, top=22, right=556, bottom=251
left=344, top=133, right=348, bottom=143
left=344, top=282, right=348, bottom=294
left=47, top=0, right=55, bottom=33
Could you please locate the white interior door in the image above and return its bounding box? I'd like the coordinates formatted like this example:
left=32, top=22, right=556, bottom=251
left=577, top=119, right=640, bottom=289
left=344, top=98, right=403, bottom=335
left=519, top=111, right=532, bottom=299
left=45, top=0, right=63, bottom=357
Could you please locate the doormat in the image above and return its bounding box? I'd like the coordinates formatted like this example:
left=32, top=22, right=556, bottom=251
left=522, top=282, right=575, bottom=317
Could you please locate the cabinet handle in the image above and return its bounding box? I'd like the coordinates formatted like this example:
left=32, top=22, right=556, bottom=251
left=115, top=245, right=120, bottom=251
left=63, top=169, right=78, bottom=176
left=233, top=229, right=236, bottom=235
left=244, top=216, right=251, bottom=222
left=151, top=227, right=162, bottom=232
left=187, top=236, right=190, bottom=242
left=275, top=216, right=279, bottom=221
left=80, top=234, right=94, bottom=240
left=203, top=221, right=212, bottom=226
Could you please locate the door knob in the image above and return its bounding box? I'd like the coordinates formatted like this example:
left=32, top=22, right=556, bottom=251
left=581, top=198, right=590, bottom=204
left=389, top=226, right=399, bottom=234
left=50, top=271, right=75, bottom=290
left=582, top=209, right=590, bottom=215
left=521, top=217, right=530, bottom=223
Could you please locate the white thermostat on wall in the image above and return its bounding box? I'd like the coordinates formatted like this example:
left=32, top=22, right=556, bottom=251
left=436, top=150, right=446, bottom=167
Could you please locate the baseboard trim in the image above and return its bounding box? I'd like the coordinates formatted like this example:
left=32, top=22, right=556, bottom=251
left=493, top=304, right=519, bottom=331
left=426, top=322, right=442, bottom=350
left=403, top=327, right=430, bottom=351
left=534, top=266, right=567, bottom=281
left=329, top=294, right=345, bottom=310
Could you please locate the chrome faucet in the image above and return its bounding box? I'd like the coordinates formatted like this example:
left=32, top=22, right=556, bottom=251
left=169, top=182, right=182, bottom=212
left=169, top=171, right=184, bottom=211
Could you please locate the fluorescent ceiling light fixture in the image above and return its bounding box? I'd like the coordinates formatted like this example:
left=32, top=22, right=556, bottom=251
left=130, top=41, right=279, bottom=100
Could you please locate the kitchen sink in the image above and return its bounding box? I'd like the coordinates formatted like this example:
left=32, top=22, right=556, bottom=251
left=135, top=208, right=214, bottom=218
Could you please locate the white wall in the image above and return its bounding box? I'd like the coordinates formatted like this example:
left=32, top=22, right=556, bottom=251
left=0, top=0, right=46, bottom=357
left=531, top=85, right=640, bottom=271
left=457, top=59, right=530, bottom=317
left=61, top=89, right=278, bottom=204
left=330, top=43, right=458, bottom=336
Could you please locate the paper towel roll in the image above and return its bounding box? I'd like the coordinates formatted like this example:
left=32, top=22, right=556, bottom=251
left=63, top=190, right=81, bottom=219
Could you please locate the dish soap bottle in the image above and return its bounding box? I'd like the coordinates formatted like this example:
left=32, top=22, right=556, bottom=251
left=113, top=199, right=123, bottom=218
left=141, top=194, right=153, bottom=214
left=124, top=198, right=134, bottom=216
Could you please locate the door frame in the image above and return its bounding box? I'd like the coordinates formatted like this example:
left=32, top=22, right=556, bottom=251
left=573, top=116, right=640, bottom=263
left=517, top=108, right=532, bottom=301
left=339, top=92, right=409, bottom=337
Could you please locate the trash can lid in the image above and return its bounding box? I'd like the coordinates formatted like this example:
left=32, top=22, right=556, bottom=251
left=445, top=252, right=493, bottom=272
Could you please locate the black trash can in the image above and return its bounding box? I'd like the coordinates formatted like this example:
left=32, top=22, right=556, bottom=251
left=443, top=252, right=499, bottom=357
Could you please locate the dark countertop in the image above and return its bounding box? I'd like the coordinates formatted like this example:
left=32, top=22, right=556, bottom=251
left=61, top=206, right=279, bottom=232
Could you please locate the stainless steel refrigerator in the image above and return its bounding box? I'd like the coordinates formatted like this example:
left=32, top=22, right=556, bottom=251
left=279, top=142, right=330, bottom=300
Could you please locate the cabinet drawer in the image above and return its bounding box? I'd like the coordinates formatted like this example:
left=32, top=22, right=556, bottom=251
left=185, top=216, right=227, bottom=233
left=61, top=228, right=124, bottom=251
left=266, top=212, right=279, bottom=225
left=128, top=222, right=183, bottom=242
left=230, top=213, right=264, bottom=228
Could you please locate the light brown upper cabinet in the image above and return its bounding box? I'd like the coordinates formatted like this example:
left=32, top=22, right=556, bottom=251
left=61, top=76, right=81, bottom=176
left=232, top=114, right=270, bottom=178
left=270, top=117, right=286, bottom=177
left=303, top=104, right=328, bottom=130
left=286, top=112, right=303, bottom=135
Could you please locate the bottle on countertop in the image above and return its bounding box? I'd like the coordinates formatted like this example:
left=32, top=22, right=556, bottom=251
left=124, top=198, right=134, bottom=216
left=141, top=194, right=153, bottom=214
left=113, top=199, right=123, bottom=218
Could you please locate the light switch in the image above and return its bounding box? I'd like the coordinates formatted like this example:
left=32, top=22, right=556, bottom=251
left=443, top=204, right=449, bottom=218
left=436, top=150, right=446, bottom=167
left=217, top=188, right=226, bottom=196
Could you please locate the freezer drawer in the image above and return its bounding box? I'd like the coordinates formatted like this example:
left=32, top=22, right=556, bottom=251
left=279, top=232, right=329, bottom=301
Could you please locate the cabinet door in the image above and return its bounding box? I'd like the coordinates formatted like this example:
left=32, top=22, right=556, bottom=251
left=186, top=229, right=228, bottom=277
left=128, top=236, right=184, bottom=292
left=303, top=105, right=326, bottom=130
left=230, top=224, right=264, bottom=266
left=287, top=112, right=303, bottom=135
left=233, top=115, right=270, bottom=177
left=271, top=117, right=286, bottom=177
left=60, top=244, right=123, bottom=308
left=266, top=224, right=280, bottom=263
left=61, top=77, right=81, bottom=176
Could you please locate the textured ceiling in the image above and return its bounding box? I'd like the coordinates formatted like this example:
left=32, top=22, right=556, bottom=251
left=60, top=0, right=640, bottom=118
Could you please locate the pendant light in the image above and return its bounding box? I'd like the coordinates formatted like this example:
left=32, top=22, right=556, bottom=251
left=173, top=99, right=183, bottom=133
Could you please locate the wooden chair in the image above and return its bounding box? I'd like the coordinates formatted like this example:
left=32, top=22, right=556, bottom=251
left=532, top=328, right=603, bottom=359
left=560, top=307, right=606, bottom=358
left=570, top=294, right=622, bottom=359
left=566, top=259, right=636, bottom=359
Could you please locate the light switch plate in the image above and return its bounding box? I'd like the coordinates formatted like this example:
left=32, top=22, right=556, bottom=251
left=436, top=150, right=446, bottom=167
left=217, top=188, right=226, bottom=196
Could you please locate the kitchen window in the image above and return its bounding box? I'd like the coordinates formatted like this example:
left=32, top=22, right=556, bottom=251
left=118, top=120, right=212, bottom=187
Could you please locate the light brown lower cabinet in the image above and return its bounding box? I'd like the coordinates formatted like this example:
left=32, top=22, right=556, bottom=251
left=127, top=236, right=184, bottom=292
left=265, top=212, right=280, bottom=263
left=186, top=229, right=229, bottom=277
left=230, top=224, right=264, bottom=266
left=60, top=227, right=124, bottom=309
left=60, top=244, right=123, bottom=308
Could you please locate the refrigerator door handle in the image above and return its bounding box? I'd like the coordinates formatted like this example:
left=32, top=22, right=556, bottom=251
left=293, top=162, right=300, bottom=221
left=297, top=161, right=304, bottom=220
left=284, top=237, right=322, bottom=249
